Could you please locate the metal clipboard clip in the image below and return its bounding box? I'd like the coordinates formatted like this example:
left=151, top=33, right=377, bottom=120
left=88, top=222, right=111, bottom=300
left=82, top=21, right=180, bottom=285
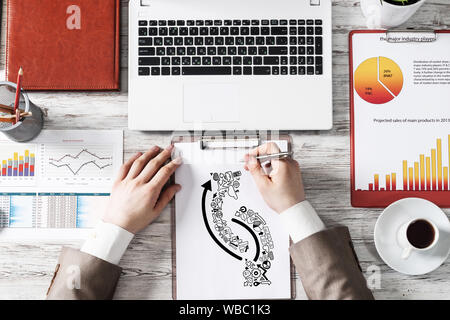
left=199, top=133, right=260, bottom=150
left=383, top=29, right=437, bottom=43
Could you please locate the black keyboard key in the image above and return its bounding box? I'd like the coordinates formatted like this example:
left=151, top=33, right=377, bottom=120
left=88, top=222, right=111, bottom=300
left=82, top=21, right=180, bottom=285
left=169, top=27, right=178, bottom=36
left=231, top=27, right=240, bottom=35
left=158, top=20, right=167, bottom=26
left=180, top=27, right=189, bottom=36
left=166, top=47, right=176, bottom=55
left=202, top=57, right=212, bottom=65
left=192, top=57, right=201, bottom=65
left=251, top=27, right=260, bottom=35
left=280, top=20, right=288, bottom=25
left=205, top=20, right=213, bottom=26
left=213, top=57, right=222, bottom=65
left=184, top=37, right=193, bottom=45
left=159, top=27, right=168, bottom=36
left=228, top=47, right=237, bottom=55
left=197, top=47, right=206, bottom=55
left=225, top=37, right=234, bottom=45
left=172, top=57, right=181, bottom=65
left=151, top=67, right=161, bottom=75
left=139, top=47, right=155, bottom=56
left=215, top=37, right=224, bottom=45
left=139, top=57, right=160, bottom=65
left=290, top=37, right=297, bottom=46
left=271, top=27, right=288, bottom=35
left=298, top=46, right=305, bottom=55
left=182, top=67, right=232, bottom=75
left=233, top=20, right=241, bottom=26
left=205, top=37, right=214, bottom=45
left=168, top=20, right=176, bottom=26
left=266, top=37, right=275, bottom=45
left=187, top=20, right=195, bottom=26
left=290, top=27, right=297, bottom=35
left=200, top=27, right=209, bottom=35
left=272, top=66, right=280, bottom=75
left=207, top=47, right=217, bottom=55
left=190, top=27, right=199, bottom=35
left=220, top=27, right=229, bottom=35
left=177, top=20, right=185, bottom=26
left=156, top=47, right=165, bottom=56
left=243, top=20, right=251, bottom=25
left=306, top=19, right=314, bottom=25
left=298, top=36, right=306, bottom=45
left=270, top=20, right=278, bottom=25
left=233, top=57, right=242, bottom=65
left=248, top=46, right=257, bottom=55
left=308, top=56, right=316, bottom=65
left=315, top=19, right=322, bottom=25
left=223, top=57, right=232, bottom=65
left=315, top=37, right=323, bottom=54
left=177, top=47, right=186, bottom=55
left=256, top=37, right=265, bottom=45
left=138, top=67, right=150, bottom=75
left=149, top=20, right=158, bottom=26
left=263, top=57, right=279, bottom=65
left=139, top=38, right=152, bottom=46
left=298, top=27, right=305, bottom=35
left=315, top=65, right=323, bottom=75
left=281, top=66, right=288, bottom=75
left=241, top=27, right=250, bottom=35
left=261, top=27, right=270, bottom=35
left=187, top=47, right=196, bottom=55
left=214, top=20, right=222, bottom=26
left=154, top=37, right=163, bottom=46
left=236, top=37, right=245, bottom=46
left=149, top=28, right=158, bottom=36
left=253, top=67, right=271, bottom=76
left=224, top=20, right=232, bottom=26
left=298, top=19, right=305, bottom=25
left=252, top=20, right=260, bottom=25
left=175, top=37, right=183, bottom=45
left=281, top=56, right=288, bottom=65
left=139, top=21, right=148, bottom=26
left=261, top=20, right=270, bottom=25
left=139, top=28, right=148, bottom=36
left=182, top=57, right=191, bottom=65
left=246, top=37, right=255, bottom=45
left=233, top=67, right=242, bottom=75
left=307, top=27, right=314, bottom=35
left=258, top=47, right=268, bottom=55
left=315, top=27, right=323, bottom=35
left=164, top=37, right=173, bottom=46
left=290, top=56, right=297, bottom=65
left=195, top=37, right=204, bottom=45
left=269, top=46, right=288, bottom=55
left=238, top=47, right=247, bottom=55
left=290, top=66, right=297, bottom=75
left=316, top=56, right=323, bottom=66
left=162, top=57, right=170, bottom=65
left=307, top=37, right=314, bottom=45
left=253, top=57, right=262, bottom=65
left=243, top=66, right=252, bottom=75
left=289, top=19, right=297, bottom=25
left=218, top=46, right=227, bottom=55
left=290, top=47, right=297, bottom=55
left=298, top=66, right=306, bottom=75
left=307, top=46, right=314, bottom=55
left=162, top=67, right=170, bottom=75
left=196, top=20, right=204, bottom=26
left=307, top=66, right=314, bottom=75
left=298, top=56, right=306, bottom=65
left=276, top=37, right=288, bottom=45
left=243, top=56, right=252, bottom=65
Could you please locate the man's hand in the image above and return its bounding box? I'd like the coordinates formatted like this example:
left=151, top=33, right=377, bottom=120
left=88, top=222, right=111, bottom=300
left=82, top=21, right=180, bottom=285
left=244, top=142, right=305, bottom=213
left=102, top=145, right=182, bottom=234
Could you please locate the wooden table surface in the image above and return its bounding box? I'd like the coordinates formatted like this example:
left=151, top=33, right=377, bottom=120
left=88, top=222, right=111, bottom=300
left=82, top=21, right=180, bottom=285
left=0, top=0, right=449, bottom=300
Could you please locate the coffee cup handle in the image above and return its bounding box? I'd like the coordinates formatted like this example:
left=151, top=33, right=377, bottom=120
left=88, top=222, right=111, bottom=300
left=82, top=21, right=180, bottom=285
left=401, top=246, right=412, bottom=260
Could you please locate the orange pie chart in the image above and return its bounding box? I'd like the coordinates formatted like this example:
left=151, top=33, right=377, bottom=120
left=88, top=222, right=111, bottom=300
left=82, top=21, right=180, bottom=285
left=354, top=57, right=403, bottom=104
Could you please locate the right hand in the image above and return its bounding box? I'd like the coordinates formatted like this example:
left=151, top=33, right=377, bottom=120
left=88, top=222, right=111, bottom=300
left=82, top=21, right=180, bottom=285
left=244, top=143, right=305, bottom=214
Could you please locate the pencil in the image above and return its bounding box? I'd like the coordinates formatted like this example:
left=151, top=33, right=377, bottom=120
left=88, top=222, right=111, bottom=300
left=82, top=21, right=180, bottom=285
left=13, top=67, right=23, bottom=124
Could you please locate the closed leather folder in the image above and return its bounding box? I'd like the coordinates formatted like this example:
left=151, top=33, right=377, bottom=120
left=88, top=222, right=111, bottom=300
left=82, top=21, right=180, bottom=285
left=6, top=0, right=120, bottom=90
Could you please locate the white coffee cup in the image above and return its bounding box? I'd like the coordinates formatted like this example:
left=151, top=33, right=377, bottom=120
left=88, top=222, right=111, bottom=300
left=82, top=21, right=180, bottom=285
left=360, top=0, right=426, bottom=29
left=397, top=218, right=439, bottom=260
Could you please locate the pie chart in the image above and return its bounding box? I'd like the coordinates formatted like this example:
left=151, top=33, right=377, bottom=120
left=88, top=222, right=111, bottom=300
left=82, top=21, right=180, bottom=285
left=354, top=57, right=403, bottom=104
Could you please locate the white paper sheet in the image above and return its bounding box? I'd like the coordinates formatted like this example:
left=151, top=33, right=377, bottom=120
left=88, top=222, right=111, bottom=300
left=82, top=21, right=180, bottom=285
left=174, top=140, right=291, bottom=300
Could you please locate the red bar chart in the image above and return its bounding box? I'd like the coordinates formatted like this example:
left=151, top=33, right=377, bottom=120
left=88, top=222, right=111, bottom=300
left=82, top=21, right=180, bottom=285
left=0, top=148, right=35, bottom=177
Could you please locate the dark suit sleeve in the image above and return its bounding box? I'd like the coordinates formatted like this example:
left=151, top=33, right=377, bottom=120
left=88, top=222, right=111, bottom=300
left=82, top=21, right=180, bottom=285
left=289, top=226, right=374, bottom=300
left=46, top=246, right=122, bottom=300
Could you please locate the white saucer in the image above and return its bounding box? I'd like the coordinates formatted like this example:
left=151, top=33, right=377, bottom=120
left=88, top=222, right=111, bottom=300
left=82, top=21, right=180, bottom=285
left=374, top=198, right=450, bottom=275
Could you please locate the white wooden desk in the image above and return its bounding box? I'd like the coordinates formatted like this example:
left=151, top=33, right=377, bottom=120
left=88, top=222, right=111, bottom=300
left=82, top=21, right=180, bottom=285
left=0, top=0, right=449, bottom=299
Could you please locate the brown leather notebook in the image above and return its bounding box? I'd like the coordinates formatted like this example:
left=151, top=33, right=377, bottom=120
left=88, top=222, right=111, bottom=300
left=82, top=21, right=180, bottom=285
left=6, top=0, right=120, bottom=90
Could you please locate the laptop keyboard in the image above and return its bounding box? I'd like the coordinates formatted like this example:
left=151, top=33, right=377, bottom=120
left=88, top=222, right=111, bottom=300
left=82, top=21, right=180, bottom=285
left=137, top=19, right=323, bottom=76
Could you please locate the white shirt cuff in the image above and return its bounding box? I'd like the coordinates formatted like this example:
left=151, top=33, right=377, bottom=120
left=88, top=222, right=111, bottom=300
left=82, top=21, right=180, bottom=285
left=81, top=220, right=134, bottom=265
left=279, top=200, right=326, bottom=244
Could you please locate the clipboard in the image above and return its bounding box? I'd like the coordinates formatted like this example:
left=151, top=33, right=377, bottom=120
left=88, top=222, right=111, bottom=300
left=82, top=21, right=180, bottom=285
left=350, top=29, right=450, bottom=208
left=170, top=132, right=296, bottom=300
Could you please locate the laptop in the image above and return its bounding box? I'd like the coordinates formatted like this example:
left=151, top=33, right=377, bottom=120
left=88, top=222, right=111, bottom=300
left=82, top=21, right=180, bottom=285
left=129, top=0, right=332, bottom=131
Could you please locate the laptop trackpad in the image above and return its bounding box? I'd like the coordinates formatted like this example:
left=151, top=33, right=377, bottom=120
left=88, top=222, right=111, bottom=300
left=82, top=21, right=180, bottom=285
left=183, top=83, right=240, bottom=123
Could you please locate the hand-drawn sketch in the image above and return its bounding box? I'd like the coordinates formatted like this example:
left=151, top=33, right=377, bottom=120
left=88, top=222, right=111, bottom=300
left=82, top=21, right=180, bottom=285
left=201, top=170, right=275, bottom=287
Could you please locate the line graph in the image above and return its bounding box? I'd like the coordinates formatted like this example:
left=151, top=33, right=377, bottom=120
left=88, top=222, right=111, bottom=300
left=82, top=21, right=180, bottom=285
left=44, top=145, right=114, bottom=178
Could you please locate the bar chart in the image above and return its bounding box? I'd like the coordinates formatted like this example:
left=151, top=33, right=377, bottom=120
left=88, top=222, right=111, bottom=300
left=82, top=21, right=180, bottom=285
left=0, top=146, right=36, bottom=178
left=365, top=135, right=450, bottom=191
